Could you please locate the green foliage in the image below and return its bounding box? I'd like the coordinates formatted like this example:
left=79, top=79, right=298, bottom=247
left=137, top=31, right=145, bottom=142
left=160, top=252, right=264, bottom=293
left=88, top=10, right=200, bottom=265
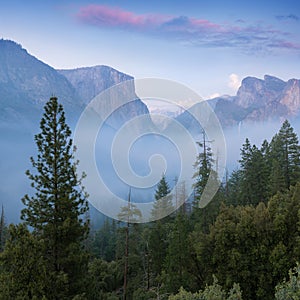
left=0, top=206, right=7, bottom=252
left=225, top=169, right=243, bottom=206
left=92, top=218, right=117, bottom=261
left=169, top=287, right=201, bottom=300
left=226, top=120, right=300, bottom=206
left=271, top=120, right=300, bottom=189
left=275, top=263, right=300, bottom=299
left=2, top=109, right=300, bottom=300
left=116, top=200, right=145, bottom=299
left=148, top=220, right=170, bottom=277
left=163, top=212, right=196, bottom=293
left=19, top=97, right=89, bottom=298
left=132, top=288, right=157, bottom=300
left=152, top=174, right=173, bottom=220
left=191, top=134, right=221, bottom=233
left=0, top=224, right=48, bottom=299
left=118, top=202, right=142, bottom=223
left=192, top=136, right=215, bottom=208
left=193, top=203, right=275, bottom=299
left=238, top=140, right=269, bottom=205
left=268, top=183, right=300, bottom=284
left=169, top=277, right=242, bottom=300
left=86, top=258, right=122, bottom=300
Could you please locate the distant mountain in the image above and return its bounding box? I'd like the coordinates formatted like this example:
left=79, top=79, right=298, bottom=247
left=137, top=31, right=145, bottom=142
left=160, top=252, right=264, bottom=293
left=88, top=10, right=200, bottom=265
left=0, top=40, right=82, bottom=130
left=1, top=38, right=300, bottom=223
left=58, top=66, right=150, bottom=129
left=58, top=66, right=134, bottom=105
left=0, top=39, right=151, bottom=223
left=177, top=75, right=300, bottom=129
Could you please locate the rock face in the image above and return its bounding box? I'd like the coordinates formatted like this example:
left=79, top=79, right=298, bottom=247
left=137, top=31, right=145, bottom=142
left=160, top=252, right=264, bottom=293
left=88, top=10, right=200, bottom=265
left=280, top=79, right=300, bottom=115
left=0, top=39, right=82, bottom=129
left=176, top=75, right=300, bottom=129
left=58, top=66, right=150, bottom=129
left=58, top=66, right=134, bottom=104
left=0, top=39, right=152, bottom=223
left=236, top=75, right=286, bottom=109
left=213, top=75, right=300, bottom=126
left=0, top=40, right=150, bottom=131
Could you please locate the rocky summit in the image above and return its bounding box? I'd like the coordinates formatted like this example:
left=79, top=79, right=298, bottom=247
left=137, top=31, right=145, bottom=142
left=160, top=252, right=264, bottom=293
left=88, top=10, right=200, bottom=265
left=212, top=75, right=300, bottom=126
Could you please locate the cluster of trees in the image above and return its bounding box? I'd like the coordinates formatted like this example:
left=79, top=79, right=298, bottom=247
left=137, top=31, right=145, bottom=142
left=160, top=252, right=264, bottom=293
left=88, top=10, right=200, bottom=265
left=0, top=97, right=300, bottom=299
left=0, top=98, right=89, bottom=299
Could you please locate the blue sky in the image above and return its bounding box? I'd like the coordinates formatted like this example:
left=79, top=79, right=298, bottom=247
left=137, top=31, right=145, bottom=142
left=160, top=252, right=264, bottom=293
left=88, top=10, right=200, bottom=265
left=1, top=0, right=300, bottom=98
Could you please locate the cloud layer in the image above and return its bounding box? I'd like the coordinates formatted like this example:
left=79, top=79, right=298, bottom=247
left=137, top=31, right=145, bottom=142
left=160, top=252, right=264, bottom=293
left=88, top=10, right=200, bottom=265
left=76, top=5, right=300, bottom=53
left=228, top=74, right=241, bottom=91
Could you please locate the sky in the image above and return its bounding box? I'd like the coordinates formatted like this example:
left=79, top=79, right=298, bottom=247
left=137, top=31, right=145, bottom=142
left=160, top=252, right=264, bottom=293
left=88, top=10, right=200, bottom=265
left=1, top=0, right=300, bottom=99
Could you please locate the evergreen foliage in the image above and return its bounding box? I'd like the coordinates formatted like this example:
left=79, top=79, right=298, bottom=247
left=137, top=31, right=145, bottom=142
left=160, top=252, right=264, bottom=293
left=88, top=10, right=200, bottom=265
left=275, top=263, right=300, bottom=299
left=192, top=134, right=215, bottom=208
left=0, top=224, right=48, bottom=299
left=1, top=113, right=300, bottom=300
left=0, top=206, right=7, bottom=252
left=8, top=97, right=89, bottom=299
left=151, top=174, right=173, bottom=220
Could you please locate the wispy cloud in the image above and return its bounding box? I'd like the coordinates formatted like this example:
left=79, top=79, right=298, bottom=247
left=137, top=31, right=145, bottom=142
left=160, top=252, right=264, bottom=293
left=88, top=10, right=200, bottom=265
left=228, top=74, right=241, bottom=92
left=276, top=14, right=300, bottom=22
left=76, top=5, right=168, bottom=29
left=76, top=5, right=300, bottom=53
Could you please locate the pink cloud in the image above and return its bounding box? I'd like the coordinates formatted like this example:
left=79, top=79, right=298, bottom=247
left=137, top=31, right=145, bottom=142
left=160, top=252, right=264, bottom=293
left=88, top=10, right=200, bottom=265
left=77, top=5, right=168, bottom=29
left=270, top=41, right=300, bottom=50
left=76, top=5, right=221, bottom=33
left=76, top=5, right=300, bottom=54
left=190, top=18, right=221, bottom=30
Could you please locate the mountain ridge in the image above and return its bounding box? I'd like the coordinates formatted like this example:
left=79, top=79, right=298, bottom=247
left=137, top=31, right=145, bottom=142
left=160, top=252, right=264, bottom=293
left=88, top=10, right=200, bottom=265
left=206, top=74, right=300, bottom=126
left=1, top=38, right=300, bottom=223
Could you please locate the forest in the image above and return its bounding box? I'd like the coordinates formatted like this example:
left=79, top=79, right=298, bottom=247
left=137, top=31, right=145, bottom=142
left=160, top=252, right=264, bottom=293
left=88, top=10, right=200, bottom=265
left=0, top=97, right=300, bottom=300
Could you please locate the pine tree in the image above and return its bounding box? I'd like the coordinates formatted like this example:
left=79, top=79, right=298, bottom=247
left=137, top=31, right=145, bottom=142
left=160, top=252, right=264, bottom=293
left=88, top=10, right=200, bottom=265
left=0, top=205, right=7, bottom=252
left=238, top=140, right=268, bottom=205
left=191, top=133, right=220, bottom=231
left=92, top=218, right=117, bottom=261
left=117, top=189, right=142, bottom=300
left=238, top=138, right=253, bottom=205
left=225, top=169, right=243, bottom=206
left=21, top=97, right=89, bottom=299
left=275, top=263, right=300, bottom=299
left=163, top=211, right=195, bottom=293
left=269, top=120, right=300, bottom=190
left=0, top=224, right=48, bottom=299
left=148, top=175, right=173, bottom=281
left=192, top=133, right=214, bottom=208
left=151, top=174, right=173, bottom=220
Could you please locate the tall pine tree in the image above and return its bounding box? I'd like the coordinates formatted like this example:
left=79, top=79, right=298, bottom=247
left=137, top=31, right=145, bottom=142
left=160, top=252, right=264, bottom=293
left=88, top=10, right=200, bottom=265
left=191, top=133, right=220, bottom=232
left=149, top=175, right=173, bottom=280
left=151, top=174, right=173, bottom=220
left=269, top=120, right=300, bottom=191
left=21, top=97, right=89, bottom=299
left=0, top=205, right=6, bottom=252
left=192, top=133, right=214, bottom=208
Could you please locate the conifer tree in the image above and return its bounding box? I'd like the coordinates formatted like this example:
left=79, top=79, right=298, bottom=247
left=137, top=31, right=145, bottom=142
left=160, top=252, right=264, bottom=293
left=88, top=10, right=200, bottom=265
left=192, top=133, right=214, bottom=207
left=239, top=140, right=268, bottom=205
left=269, top=120, right=300, bottom=190
left=0, top=224, right=48, bottom=299
left=191, top=133, right=220, bottom=231
left=0, top=205, right=6, bottom=252
left=225, top=169, right=243, bottom=206
left=238, top=138, right=254, bottom=205
left=163, top=211, right=195, bottom=293
left=117, top=190, right=142, bottom=300
left=149, top=175, right=173, bottom=279
left=151, top=174, right=173, bottom=220
left=21, top=96, right=89, bottom=299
